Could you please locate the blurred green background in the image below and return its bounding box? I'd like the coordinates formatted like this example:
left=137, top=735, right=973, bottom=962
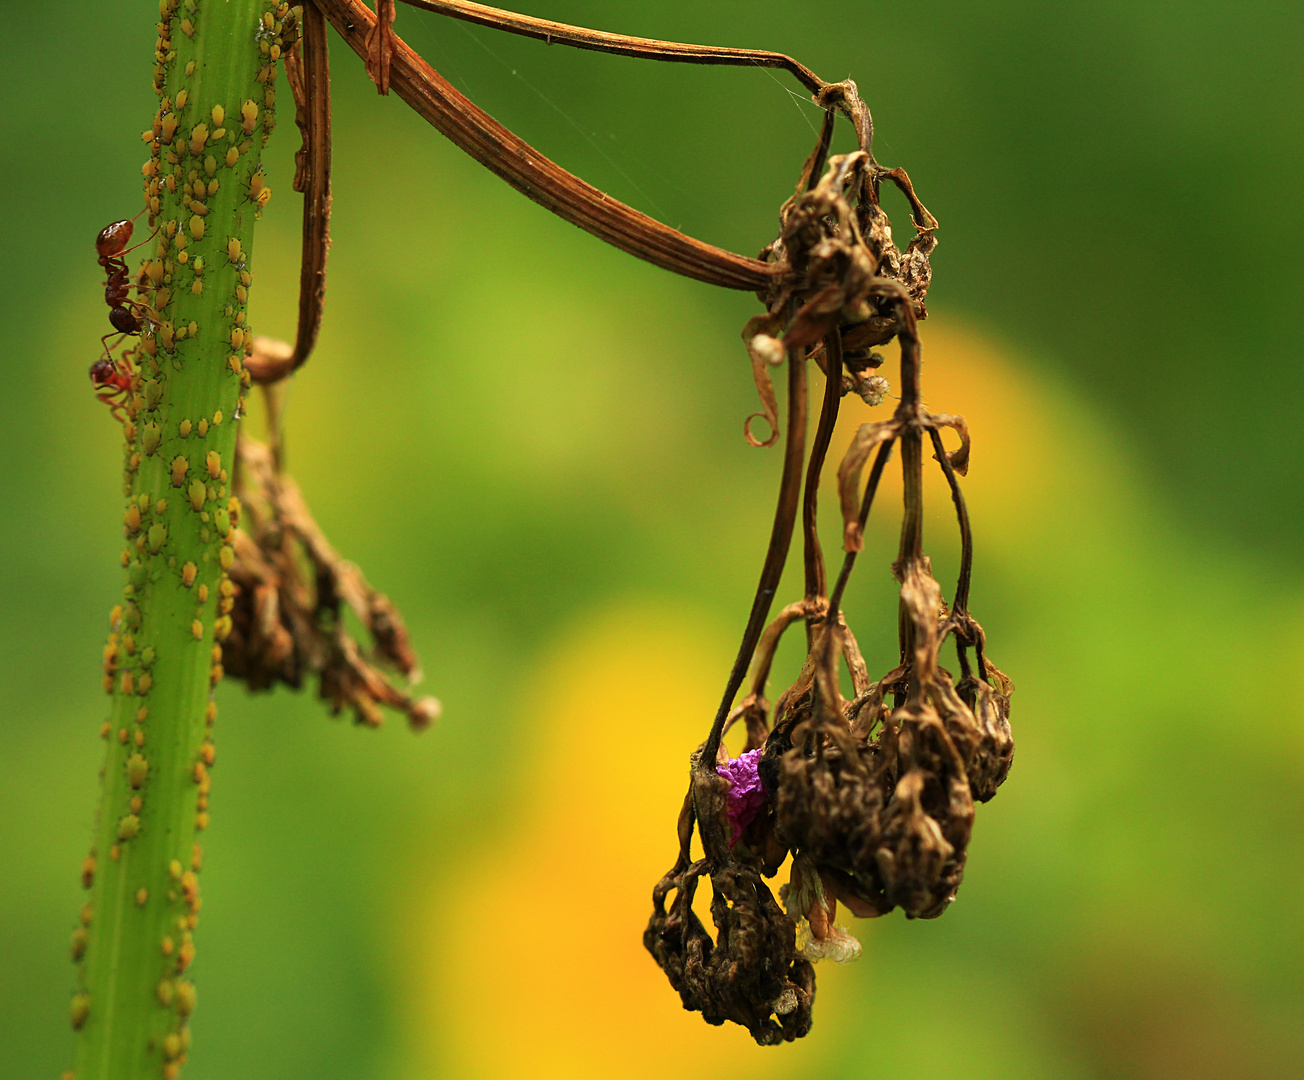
left=2, top=1, right=1302, bottom=1077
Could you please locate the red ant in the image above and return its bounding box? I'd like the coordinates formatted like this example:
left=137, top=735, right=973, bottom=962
left=89, top=353, right=135, bottom=424
left=90, top=210, right=154, bottom=423
left=95, top=209, right=155, bottom=359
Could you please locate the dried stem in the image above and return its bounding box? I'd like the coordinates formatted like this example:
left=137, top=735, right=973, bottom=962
left=928, top=425, right=973, bottom=615
left=313, top=0, right=803, bottom=289
left=399, top=0, right=827, bottom=92
left=702, top=349, right=807, bottom=765
left=801, top=331, right=843, bottom=640
left=248, top=3, right=332, bottom=384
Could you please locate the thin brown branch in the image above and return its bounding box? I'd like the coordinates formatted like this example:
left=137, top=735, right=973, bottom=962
left=294, top=4, right=333, bottom=369
left=702, top=348, right=808, bottom=765
left=398, top=0, right=827, bottom=93
left=248, top=4, right=333, bottom=385
left=801, top=330, right=843, bottom=635
left=928, top=424, right=975, bottom=625
left=313, top=0, right=777, bottom=290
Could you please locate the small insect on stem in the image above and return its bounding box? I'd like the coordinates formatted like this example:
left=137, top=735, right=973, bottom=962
left=89, top=353, right=135, bottom=425
left=95, top=209, right=157, bottom=362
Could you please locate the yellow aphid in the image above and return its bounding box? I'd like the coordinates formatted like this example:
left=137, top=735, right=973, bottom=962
left=226, top=237, right=242, bottom=263
left=170, top=456, right=188, bottom=487
left=189, top=123, right=208, bottom=155
left=205, top=451, right=221, bottom=479
left=182, top=561, right=197, bottom=587
left=240, top=99, right=258, bottom=133
left=211, top=104, right=225, bottom=126
left=176, top=89, right=188, bottom=110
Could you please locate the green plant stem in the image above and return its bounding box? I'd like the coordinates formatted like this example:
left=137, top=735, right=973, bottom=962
left=70, top=3, right=288, bottom=1077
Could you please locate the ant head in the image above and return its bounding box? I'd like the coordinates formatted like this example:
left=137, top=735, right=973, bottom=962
left=96, top=220, right=134, bottom=258
left=88, top=358, right=115, bottom=386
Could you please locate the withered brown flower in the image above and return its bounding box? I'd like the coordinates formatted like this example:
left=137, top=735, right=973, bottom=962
left=645, top=86, right=1013, bottom=1043
left=224, top=408, right=439, bottom=732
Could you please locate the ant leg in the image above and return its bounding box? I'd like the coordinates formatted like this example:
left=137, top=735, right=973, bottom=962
left=119, top=225, right=160, bottom=260
left=95, top=389, right=127, bottom=425
left=114, top=348, right=137, bottom=383
left=100, top=331, right=127, bottom=360
left=123, top=299, right=159, bottom=334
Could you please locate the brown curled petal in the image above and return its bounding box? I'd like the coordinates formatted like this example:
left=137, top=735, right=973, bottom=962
left=877, top=166, right=939, bottom=234
left=744, top=412, right=779, bottom=449
left=927, top=412, right=970, bottom=476
left=837, top=420, right=900, bottom=550
left=743, top=333, right=785, bottom=448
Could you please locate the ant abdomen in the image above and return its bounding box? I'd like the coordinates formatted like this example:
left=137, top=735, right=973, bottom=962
left=109, top=307, right=140, bottom=335
left=96, top=219, right=135, bottom=261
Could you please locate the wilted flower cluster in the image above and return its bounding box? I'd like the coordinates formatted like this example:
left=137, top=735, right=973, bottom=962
left=224, top=423, right=439, bottom=731
left=645, top=83, right=1013, bottom=1044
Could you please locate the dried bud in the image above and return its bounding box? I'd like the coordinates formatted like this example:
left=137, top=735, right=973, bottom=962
left=854, top=373, right=890, bottom=406
left=748, top=334, right=785, bottom=368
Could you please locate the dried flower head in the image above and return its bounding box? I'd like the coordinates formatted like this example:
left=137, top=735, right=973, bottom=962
left=224, top=426, right=439, bottom=732
left=646, top=97, right=1012, bottom=1041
